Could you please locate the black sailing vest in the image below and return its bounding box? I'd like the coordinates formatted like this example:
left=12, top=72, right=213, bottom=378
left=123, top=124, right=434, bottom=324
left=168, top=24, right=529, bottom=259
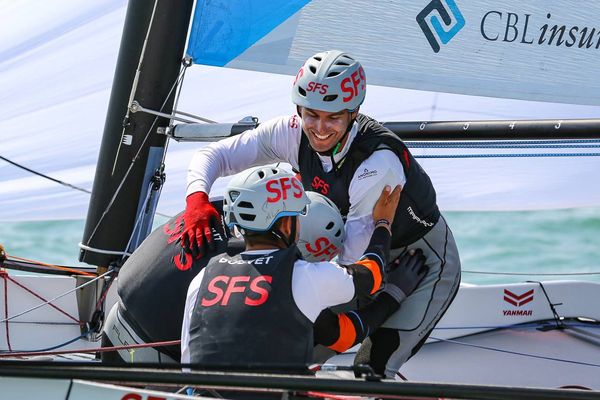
left=118, top=203, right=245, bottom=359
left=298, top=114, right=440, bottom=248
left=188, top=246, right=314, bottom=369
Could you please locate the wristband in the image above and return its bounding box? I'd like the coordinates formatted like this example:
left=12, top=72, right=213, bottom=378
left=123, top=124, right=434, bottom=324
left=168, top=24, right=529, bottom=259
left=375, top=219, right=391, bottom=227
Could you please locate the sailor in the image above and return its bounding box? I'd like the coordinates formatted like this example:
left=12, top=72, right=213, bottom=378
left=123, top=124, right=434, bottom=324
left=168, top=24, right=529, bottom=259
left=181, top=166, right=427, bottom=369
left=101, top=185, right=356, bottom=363
left=183, top=50, right=461, bottom=377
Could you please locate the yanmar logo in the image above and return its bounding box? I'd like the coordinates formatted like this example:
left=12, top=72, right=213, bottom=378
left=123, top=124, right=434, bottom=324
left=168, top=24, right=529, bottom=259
left=502, top=289, right=534, bottom=316
left=416, top=0, right=466, bottom=53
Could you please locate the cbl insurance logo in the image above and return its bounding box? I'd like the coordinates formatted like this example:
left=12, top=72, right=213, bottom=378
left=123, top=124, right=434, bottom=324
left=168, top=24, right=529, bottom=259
left=416, top=0, right=465, bottom=53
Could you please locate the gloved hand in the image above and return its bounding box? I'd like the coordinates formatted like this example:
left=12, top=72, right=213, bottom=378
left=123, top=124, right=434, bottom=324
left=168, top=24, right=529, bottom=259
left=384, top=249, right=428, bottom=303
left=181, top=192, right=220, bottom=259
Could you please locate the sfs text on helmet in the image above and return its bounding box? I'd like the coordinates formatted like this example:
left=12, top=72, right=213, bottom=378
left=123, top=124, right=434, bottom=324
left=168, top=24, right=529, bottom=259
left=292, top=50, right=366, bottom=113
left=223, top=166, right=310, bottom=233
left=298, top=191, right=345, bottom=262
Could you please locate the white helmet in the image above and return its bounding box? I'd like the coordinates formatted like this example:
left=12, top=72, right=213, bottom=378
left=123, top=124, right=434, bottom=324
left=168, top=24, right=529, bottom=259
left=292, top=50, right=366, bottom=113
left=223, top=166, right=310, bottom=232
left=298, top=192, right=345, bottom=262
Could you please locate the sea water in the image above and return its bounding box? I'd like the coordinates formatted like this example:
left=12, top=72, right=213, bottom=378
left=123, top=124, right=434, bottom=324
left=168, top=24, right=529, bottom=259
left=1, top=208, right=599, bottom=285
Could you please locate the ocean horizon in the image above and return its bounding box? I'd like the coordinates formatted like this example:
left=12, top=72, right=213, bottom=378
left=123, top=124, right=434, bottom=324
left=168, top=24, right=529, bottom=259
left=1, top=207, right=599, bottom=286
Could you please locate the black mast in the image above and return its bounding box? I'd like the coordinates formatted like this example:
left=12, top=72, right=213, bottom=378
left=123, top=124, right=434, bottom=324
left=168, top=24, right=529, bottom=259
left=80, top=0, right=194, bottom=267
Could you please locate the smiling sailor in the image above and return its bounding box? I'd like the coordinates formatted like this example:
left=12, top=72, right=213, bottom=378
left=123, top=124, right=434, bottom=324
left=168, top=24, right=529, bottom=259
left=183, top=50, right=461, bottom=376
left=181, top=166, right=427, bottom=369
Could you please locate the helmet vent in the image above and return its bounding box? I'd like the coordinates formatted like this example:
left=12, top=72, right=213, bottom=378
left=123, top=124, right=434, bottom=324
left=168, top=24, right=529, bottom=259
left=326, top=221, right=334, bottom=230
left=271, top=168, right=278, bottom=174
left=327, top=71, right=340, bottom=77
left=313, top=56, right=322, bottom=61
left=238, top=201, right=254, bottom=209
left=309, top=65, right=317, bottom=74
left=229, top=191, right=240, bottom=202
left=257, top=170, right=265, bottom=179
left=298, top=86, right=307, bottom=97
left=240, top=213, right=256, bottom=222
left=336, top=61, right=350, bottom=66
left=323, top=94, right=338, bottom=102
left=335, top=229, right=342, bottom=237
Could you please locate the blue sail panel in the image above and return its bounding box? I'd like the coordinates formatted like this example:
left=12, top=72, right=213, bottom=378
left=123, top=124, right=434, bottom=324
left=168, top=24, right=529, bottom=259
left=187, top=0, right=311, bottom=66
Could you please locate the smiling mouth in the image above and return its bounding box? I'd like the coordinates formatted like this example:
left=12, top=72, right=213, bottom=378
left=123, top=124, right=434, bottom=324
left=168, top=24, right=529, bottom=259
left=312, top=131, right=334, bottom=141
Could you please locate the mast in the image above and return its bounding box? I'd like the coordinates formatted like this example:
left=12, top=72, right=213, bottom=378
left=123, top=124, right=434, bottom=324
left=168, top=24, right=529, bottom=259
left=80, top=0, right=194, bottom=267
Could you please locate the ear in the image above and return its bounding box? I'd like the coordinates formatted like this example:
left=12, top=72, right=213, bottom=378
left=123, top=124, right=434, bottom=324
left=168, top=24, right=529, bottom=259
left=296, top=105, right=303, bottom=117
left=279, top=216, right=293, bottom=237
left=350, top=107, right=359, bottom=120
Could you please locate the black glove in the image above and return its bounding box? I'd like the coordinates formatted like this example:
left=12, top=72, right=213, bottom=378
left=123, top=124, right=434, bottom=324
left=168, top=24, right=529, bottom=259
left=384, top=249, right=428, bottom=303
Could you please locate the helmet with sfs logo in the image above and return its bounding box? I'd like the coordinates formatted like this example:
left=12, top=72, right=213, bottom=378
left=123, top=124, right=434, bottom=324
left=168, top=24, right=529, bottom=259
left=298, top=191, right=345, bottom=262
left=224, top=166, right=310, bottom=232
left=292, top=50, right=366, bottom=113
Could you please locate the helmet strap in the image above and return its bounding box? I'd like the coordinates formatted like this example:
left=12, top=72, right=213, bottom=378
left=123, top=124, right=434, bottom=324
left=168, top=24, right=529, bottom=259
left=270, top=217, right=297, bottom=249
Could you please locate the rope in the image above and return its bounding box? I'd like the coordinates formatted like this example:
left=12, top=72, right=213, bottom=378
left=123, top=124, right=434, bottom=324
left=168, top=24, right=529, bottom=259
left=416, top=152, right=600, bottom=159
left=0, top=339, right=180, bottom=358
left=0, top=331, right=92, bottom=355
left=0, top=155, right=91, bottom=194
left=408, top=140, right=600, bottom=148
left=428, top=335, right=600, bottom=369
left=463, top=270, right=600, bottom=276
left=5, top=275, right=81, bottom=324
left=5, top=254, right=96, bottom=277
left=0, top=270, right=112, bottom=324
left=1, top=270, right=12, bottom=351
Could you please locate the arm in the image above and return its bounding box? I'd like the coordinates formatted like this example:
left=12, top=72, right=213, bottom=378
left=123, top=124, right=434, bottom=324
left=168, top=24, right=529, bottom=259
left=186, top=116, right=301, bottom=195
left=183, top=116, right=301, bottom=256
left=337, top=150, right=406, bottom=265
left=314, top=250, right=428, bottom=353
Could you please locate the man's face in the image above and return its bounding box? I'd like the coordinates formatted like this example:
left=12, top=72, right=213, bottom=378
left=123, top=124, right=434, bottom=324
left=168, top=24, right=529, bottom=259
left=299, top=107, right=354, bottom=153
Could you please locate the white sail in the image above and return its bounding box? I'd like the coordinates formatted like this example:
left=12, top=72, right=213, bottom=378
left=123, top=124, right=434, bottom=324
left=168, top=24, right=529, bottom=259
left=1, top=1, right=600, bottom=222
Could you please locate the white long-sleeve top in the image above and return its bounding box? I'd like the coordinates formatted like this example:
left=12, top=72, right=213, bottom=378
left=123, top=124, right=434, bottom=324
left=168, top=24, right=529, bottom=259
left=186, top=115, right=406, bottom=264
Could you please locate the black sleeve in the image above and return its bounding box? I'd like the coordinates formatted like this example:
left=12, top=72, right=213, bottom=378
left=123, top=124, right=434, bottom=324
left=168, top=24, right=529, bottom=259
left=344, top=226, right=390, bottom=298
left=314, top=292, right=399, bottom=352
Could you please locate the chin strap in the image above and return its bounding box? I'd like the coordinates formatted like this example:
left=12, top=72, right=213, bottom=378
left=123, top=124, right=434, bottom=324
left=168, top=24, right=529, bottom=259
left=270, top=217, right=298, bottom=248
left=328, top=117, right=355, bottom=172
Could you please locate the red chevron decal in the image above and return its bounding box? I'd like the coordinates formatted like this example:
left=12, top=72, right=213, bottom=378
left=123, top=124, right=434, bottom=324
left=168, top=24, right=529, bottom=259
left=503, top=289, right=534, bottom=307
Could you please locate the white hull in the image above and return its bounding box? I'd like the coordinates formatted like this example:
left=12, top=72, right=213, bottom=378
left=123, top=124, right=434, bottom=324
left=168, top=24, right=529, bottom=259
left=2, top=275, right=599, bottom=391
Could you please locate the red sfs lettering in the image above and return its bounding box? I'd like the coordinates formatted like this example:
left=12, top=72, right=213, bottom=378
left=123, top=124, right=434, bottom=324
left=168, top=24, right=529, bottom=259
left=266, top=177, right=303, bottom=203
left=306, top=82, right=329, bottom=94
left=305, top=237, right=339, bottom=261
left=289, top=115, right=299, bottom=129
left=163, top=215, right=184, bottom=244
left=293, top=65, right=304, bottom=85
left=311, top=176, right=329, bottom=195
left=340, top=66, right=366, bottom=103
left=122, top=394, right=166, bottom=400
left=201, top=275, right=273, bottom=307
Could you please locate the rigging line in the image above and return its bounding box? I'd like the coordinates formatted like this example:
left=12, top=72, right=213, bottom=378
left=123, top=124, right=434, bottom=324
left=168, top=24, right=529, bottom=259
left=434, top=323, right=600, bottom=330
left=5, top=275, right=81, bottom=324
left=463, top=270, right=600, bottom=276
left=112, top=0, right=160, bottom=175
left=528, top=280, right=564, bottom=328
left=85, top=69, right=184, bottom=246
left=408, top=143, right=600, bottom=149
left=408, top=139, right=600, bottom=146
left=0, top=331, right=91, bottom=355
left=428, top=335, right=600, bottom=368
left=6, top=255, right=96, bottom=277
left=2, top=271, right=12, bottom=351
left=0, top=270, right=112, bottom=324
left=161, top=62, right=189, bottom=167
left=416, top=152, right=600, bottom=159
left=0, top=155, right=91, bottom=194
left=0, top=339, right=180, bottom=358
left=0, top=155, right=171, bottom=219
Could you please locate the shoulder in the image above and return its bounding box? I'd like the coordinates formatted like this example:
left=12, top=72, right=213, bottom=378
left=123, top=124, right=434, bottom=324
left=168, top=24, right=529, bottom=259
left=258, top=115, right=302, bottom=136
left=353, top=149, right=403, bottom=182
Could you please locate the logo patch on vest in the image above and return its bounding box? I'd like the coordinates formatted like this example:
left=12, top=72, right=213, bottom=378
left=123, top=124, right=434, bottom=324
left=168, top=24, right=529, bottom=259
left=357, top=168, right=378, bottom=180
left=201, top=275, right=273, bottom=307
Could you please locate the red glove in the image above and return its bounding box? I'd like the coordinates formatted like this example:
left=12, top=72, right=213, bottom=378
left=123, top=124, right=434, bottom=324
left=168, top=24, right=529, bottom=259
left=181, top=192, right=220, bottom=259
